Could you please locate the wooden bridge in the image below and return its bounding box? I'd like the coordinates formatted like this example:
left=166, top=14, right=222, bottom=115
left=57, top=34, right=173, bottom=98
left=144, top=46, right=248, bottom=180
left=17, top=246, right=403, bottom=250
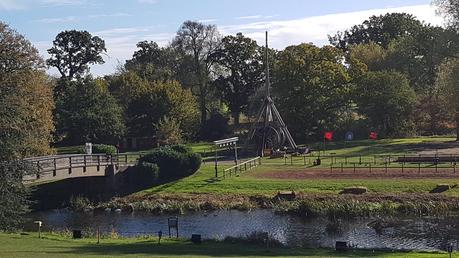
left=23, top=154, right=141, bottom=183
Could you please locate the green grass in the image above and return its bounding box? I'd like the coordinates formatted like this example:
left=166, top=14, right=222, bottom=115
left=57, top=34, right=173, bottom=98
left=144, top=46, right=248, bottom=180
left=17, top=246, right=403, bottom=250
left=0, top=233, right=450, bottom=257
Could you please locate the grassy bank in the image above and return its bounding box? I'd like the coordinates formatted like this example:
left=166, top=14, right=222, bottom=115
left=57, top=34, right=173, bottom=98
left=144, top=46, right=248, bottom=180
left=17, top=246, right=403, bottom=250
left=0, top=232, right=450, bottom=257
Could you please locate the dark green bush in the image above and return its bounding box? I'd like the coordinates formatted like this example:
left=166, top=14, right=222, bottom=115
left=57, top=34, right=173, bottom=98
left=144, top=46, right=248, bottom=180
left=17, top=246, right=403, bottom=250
left=134, top=162, right=159, bottom=186
left=139, top=145, right=201, bottom=179
left=92, top=144, right=117, bottom=155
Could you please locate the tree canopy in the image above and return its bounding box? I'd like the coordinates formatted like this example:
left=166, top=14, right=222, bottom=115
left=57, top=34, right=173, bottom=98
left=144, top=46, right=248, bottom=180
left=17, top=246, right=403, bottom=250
left=47, top=30, right=106, bottom=80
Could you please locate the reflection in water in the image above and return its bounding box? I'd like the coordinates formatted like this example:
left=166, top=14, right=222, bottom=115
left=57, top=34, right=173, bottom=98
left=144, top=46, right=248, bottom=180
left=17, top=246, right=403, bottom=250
left=25, top=209, right=459, bottom=251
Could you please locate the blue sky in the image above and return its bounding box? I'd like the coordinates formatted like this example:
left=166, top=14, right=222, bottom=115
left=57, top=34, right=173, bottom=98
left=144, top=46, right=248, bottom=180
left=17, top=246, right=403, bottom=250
left=0, top=0, right=442, bottom=75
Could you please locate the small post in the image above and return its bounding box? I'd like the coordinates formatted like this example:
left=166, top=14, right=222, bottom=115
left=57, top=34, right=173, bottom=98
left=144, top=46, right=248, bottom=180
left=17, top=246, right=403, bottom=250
left=402, top=162, right=404, bottom=174
left=303, top=156, right=306, bottom=166
left=214, top=148, right=218, bottom=178
left=34, top=221, right=42, bottom=239
left=83, top=155, right=87, bottom=173
left=284, top=155, right=287, bottom=165
left=340, top=163, right=343, bottom=173
left=353, top=163, right=356, bottom=174
left=290, top=155, right=293, bottom=165
left=418, top=162, right=421, bottom=175
left=369, top=163, right=372, bottom=173
left=53, top=158, right=57, bottom=177
left=385, top=162, right=387, bottom=173
left=68, top=157, right=72, bottom=174
left=158, top=230, right=162, bottom=245
left=97, top=226, right=100, bottom=244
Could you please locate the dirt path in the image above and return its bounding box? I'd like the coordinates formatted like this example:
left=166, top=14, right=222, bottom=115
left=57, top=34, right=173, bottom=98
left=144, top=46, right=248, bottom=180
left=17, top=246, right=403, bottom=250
left=251, top=167, right=459, bottom=179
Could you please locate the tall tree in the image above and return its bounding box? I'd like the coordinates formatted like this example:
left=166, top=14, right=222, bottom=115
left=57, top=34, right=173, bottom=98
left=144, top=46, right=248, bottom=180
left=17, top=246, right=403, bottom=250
left=55, top=77, right=125, bottom=145
left=434, top=0, right=459, bottom=29
left=172, top=21, right=221, bottom=126
left=436, top=59, right=459, bottom=140
left=211, top=33, right=264, bottom=125
left=273, top=44, right=356, bottom=141
left=47, top=30, right=106, bottom=80
left=0, top=21, right=52, bottom=231
left=0, top=22, right=54, bottom=160
left=356, top=71, right=416, bottom=136
left=329, top=13, right=423, bottom=50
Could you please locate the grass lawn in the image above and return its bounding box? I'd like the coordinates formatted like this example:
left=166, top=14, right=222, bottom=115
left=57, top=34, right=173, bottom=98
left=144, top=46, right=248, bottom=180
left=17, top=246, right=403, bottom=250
left=0, top=233, right=450, bottom=258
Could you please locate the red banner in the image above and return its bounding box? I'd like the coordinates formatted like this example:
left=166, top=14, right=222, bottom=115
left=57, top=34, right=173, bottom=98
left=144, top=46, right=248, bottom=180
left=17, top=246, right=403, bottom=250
left=369, top=131, right=378, bottom=140
left=324, top=131, right=333, bottom=141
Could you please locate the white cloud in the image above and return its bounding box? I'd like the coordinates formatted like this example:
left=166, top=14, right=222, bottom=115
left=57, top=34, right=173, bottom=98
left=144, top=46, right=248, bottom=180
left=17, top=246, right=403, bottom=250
left=36, top=16, right=77, bottom=23
left=222, top=4, right=443, bottom=49
left=0, top=0, right=24, bottom=10
left=199, top=18, right=217, bottom=23
left=236, top=14, right=280, bottom=20
left=88, top=12, right=131, bottom=19
left=138, top=0, right=158, bottom=4
left=40, top=0, right=85, bottom=6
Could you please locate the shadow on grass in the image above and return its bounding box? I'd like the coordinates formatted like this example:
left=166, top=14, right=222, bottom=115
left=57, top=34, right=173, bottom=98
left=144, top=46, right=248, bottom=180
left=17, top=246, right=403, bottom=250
left=47, top=240, right=395, bottom=257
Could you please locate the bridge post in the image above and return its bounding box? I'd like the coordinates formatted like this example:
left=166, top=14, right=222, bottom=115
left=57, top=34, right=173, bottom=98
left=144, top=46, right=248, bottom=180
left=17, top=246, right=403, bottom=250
left=68, top=157, right=72, bottom=174
left=97, top=155, right=100, bottom=171
left=83, top=155, right=87, bottom=173
left=53, top=158, right=57, bottom=177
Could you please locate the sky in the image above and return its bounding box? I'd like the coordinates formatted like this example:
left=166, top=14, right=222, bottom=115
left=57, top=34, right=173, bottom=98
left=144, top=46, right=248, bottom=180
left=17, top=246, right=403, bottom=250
left=0, top=0, right=445, bottom=76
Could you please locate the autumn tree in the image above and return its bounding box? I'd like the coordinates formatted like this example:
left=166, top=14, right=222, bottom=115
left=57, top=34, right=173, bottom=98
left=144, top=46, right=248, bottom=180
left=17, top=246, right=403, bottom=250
left=211, top=33, right=264, bottom=125
left=172, top=21, right=221, bottom=126
left=47, top=30, right=106, bottom=80
left=0, top=21, right=53, bottom=231
left=0, top=22, right=54, bottom=160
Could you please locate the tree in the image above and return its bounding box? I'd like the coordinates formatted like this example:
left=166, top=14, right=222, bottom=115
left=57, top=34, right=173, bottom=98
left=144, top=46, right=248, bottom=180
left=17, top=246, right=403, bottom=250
left=0, top=22, right=54, bottom=160
left=355, top=71, right=416, bottom=136
left=329, top=13, right=423, bottom=50
left=436, top=59, right=459, bottom=140
left=434, top=0, right=459, bottom=29
left=211, top=33, right=264, bottom=125
left=273, top=44, right=355, bottom=141
left=172, top=21, right=221, bottom=126
left=0, top=22, right=52, bottom=231
left=126, top=80, right=200, bottom=140
left=155, top=116, right=183, bottom=146
left=47, top=30, right=106, bottom=80
left=125, top=41, right=178, bottom=81
left=55, top=77, right=125, bottom=145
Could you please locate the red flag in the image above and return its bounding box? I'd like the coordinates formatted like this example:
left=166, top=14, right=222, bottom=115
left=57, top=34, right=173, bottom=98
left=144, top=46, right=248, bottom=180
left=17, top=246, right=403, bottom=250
left=324, top=131, right=333, bottom=141
left=369, top=131, right=378, bottom=140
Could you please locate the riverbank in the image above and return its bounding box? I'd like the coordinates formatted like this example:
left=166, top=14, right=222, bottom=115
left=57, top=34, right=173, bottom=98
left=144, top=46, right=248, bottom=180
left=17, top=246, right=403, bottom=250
left=0, top=232, right=451, bottom=257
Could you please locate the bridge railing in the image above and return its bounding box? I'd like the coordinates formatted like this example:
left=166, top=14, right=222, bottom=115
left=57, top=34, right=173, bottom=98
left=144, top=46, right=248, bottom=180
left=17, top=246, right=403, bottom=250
left=25, top=153, right=142, bottom=176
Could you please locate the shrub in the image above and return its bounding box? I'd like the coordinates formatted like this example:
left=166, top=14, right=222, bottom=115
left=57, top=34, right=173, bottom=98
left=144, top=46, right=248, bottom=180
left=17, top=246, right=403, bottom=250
left=200, top=112, right=229, bottom=140
left=155, top=116, right=183, bottom=146
left=139, top=145, right=201, bottom=179
left=134, top=162, right=159, bottom=186
left=92, top=144, right=117, bottom=155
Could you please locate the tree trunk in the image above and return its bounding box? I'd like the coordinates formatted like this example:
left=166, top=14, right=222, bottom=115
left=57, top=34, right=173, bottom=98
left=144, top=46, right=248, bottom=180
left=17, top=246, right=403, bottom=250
left=232, top=111, right=240, bottom=126
left=456, top=112, right=459, bottom=141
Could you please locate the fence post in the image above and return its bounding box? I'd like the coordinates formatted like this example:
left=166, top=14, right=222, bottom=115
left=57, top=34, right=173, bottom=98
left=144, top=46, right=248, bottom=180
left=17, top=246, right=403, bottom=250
left=374, top=155, right=376, bottom=164
left=341, top=163, right=343, bottom=173
left=345, top=156, right=347, bottom=164
left=290, top=155, right=293, bottom=165
left=53, top=158, right=57, bottom=177
left=402, top=162, right=404, bottom=174
left=68, top=157, right=72, bottom=174
left=353, top=163, right=356, bottom=174
left=284, top=155, right=287, bottom=165
left=369, top=163, right=371, bottom=173
left=83, top=155, right=87, bottom=173
left=385, top=162, right=387, bottom=173
left=303, top=156, right=306, bottom=166
left=418, top=162, right=421, bottom=175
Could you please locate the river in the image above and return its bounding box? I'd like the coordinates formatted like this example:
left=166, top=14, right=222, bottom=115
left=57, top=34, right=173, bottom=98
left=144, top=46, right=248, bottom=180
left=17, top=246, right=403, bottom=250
left=25, top=209, right=459, bottom=251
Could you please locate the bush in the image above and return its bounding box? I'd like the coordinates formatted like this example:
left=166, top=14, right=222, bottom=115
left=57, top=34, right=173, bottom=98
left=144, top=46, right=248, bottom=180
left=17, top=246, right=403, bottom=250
left=139, top=145, right=201, bottom=179
left=200, top=112, right=229, bottom=141
left=134, top=162, right=160, bottom=186
left=92, top=144, right=117, bottom=155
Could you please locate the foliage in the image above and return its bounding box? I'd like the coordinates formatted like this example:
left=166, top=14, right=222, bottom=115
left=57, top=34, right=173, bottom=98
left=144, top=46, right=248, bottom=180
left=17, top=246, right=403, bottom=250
left=436, top=58, right=459, bottom=140
left=124, top=41, right=178, bottom=81
left=155, top=116, right=183, bottom=146
left=172, top=20, right=221, bottom=125
left=273, top=44, right=355, bottom=141
left=199, top=112, right=229, bottom=141
left=211, top=33, right=264, bottom=125
left=434, top=0, right=459, bottom=29
left=329, top=13, right=423, bottom=50
left=139, top=145, right=201, bottom=179
left=0, top=22, right=54, bottom=160
left=47, top=30, right=106, bottom=80
left=92, top=144, right=117, bottom=155
left=55, top=76, right=126, bottom=145
left=125, top=80, right=199, bottom=139
left=355, top=71, right=416, bottom=137
left=133, top=162, right=160, bottom=186
left=0, top=161, right=35, bottom=231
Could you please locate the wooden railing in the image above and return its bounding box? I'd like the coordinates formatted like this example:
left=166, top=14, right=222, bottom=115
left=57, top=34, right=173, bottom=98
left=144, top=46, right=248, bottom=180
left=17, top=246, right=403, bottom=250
left=24, top=154, right=141, bottom=179
left=223, top=157, right=261, bottom=178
